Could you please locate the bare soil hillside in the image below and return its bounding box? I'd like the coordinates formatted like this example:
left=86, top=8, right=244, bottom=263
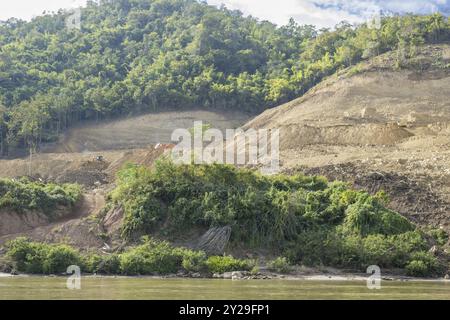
left=245, top=45, right=450, bottom=233
left=42, top=110, right=250, bottom=153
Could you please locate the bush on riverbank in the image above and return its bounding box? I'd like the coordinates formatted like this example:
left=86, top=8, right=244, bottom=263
left=105, top=160, right=449, bottom=276
left=4, top=236, right=447, bottom=277
left=5, top=237, right=253, bottom=276
left=119, top=238, right=185, bottom=275
left=0, top=178, right=82, bottom=215
left=111, top=160, right=414, bottom=244
left=284, top=229, right=429, bottom=268
left=6, top=238, right=82, bottom=274
left=405, top=252, right=443, bottom=277
left=205, top=256, right=255, bottom=274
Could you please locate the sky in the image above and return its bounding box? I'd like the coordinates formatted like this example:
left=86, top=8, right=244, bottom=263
left=0, top=0, right=449, bottom=28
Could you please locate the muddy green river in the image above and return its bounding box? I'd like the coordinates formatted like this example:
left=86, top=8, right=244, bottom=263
left=0, top=277, right=449, bottom=300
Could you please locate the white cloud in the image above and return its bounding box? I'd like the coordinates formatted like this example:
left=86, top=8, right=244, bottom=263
left=207, top=0, right=369, bottom=27
left=0, top=0, right=448, bottom=28
left=208, top=0, right=449, bottom=27
left=0, top=0, right=86, bottom=21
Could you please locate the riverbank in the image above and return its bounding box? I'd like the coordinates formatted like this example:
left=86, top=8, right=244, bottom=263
left=2, top=270, right=449, bottom=283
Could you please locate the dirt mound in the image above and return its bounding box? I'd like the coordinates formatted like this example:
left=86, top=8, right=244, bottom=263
left=0, top=144, right=175, bottom=189
left=55, top=160, right=110, bottom=187
left=280, top=123, right=412, bottom=148
left=0, top=190, right=107, bottom=249
left=0, top=144, right=174, bottom=249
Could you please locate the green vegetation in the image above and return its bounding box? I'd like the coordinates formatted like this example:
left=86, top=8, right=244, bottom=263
left=267, top=257, right=292, bottom=274
left=108, top=160, right=448, bottom=276
left=205, top=256, right=254, bottom=274
left=6, top=238, right=81, bottom=274
left=1, top=0, right=449, bottom=155
left=3, top=162, right=446, bottom=277
left=405, top=252, right=443, bottom=277
left=111, top=160, right=413, bottom=243
left=5, top=237, right=253, bottom=275
left=427, top=228, right=449, bottom=246
left=0, top=178, right=82, bottom=215
left=119, top=237, right=187, bottom=275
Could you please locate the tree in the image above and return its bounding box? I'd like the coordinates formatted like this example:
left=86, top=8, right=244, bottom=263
left=427, top=13, right=446, bottom=42
left=0, top=104, right=6, bottom=156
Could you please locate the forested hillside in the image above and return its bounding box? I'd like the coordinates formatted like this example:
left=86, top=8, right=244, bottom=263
left=0, top=0, right=449, bottom=155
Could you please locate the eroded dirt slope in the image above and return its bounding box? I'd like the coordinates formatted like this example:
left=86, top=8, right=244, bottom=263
left=245, top=45, right=450, bottom=233
left=42, top=110, right=250, bottom=153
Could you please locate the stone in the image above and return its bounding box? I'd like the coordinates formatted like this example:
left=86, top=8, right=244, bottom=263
left=231, top=271, right=244, bottom=280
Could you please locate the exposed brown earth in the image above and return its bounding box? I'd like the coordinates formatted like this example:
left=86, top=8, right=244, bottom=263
left=0, top=145, right=177, bottom=249
left=246, top=45, right=450, bottom=234
left=42, top=109, right=250, bottom=153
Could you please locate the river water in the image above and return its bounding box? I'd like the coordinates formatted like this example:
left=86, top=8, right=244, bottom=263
left=0, top=277, right=449, bottom=300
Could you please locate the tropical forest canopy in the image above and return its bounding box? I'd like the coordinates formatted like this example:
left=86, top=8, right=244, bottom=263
left=0, top=0, right=449, bottom=155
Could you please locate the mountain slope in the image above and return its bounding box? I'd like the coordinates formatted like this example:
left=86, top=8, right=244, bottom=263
left=244, top=44, right=450, bottom=232
left=1, top=1, right=449, bottom=156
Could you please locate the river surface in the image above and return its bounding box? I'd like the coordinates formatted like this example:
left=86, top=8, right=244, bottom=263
left=0, top=277, right=449, bottom=300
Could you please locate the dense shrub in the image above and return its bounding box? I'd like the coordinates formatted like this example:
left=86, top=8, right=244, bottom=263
left=284, top=229, right=433, bottom=272
left=6, top=237, right=211, bottom=276
left=342, top=194, right=414, bottom=236
left=205, top=256, right=254, bottom=274
left=284, top=228, right=344, bottom=267
left=0, top=178, right=82, bottom=215
left=6, top=238, right=82, bottom=274
left=43, top=245, right=82, bottom=274
left=405, top=252, right=443, bottom=277
left=84, top=253, right=121, bottom=275
left=118, top=237, right=211, bottom=275
left=106, top=160, right=447, bottom=276
left=119, top=240, right=183, bottom=275
left=111, top=161, right=363, bottom=245
left=5, top=236, right=445, bottom=277
left=180, top=250, right=208, bottom=273
left=405, top=260, right=429, bottom=277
